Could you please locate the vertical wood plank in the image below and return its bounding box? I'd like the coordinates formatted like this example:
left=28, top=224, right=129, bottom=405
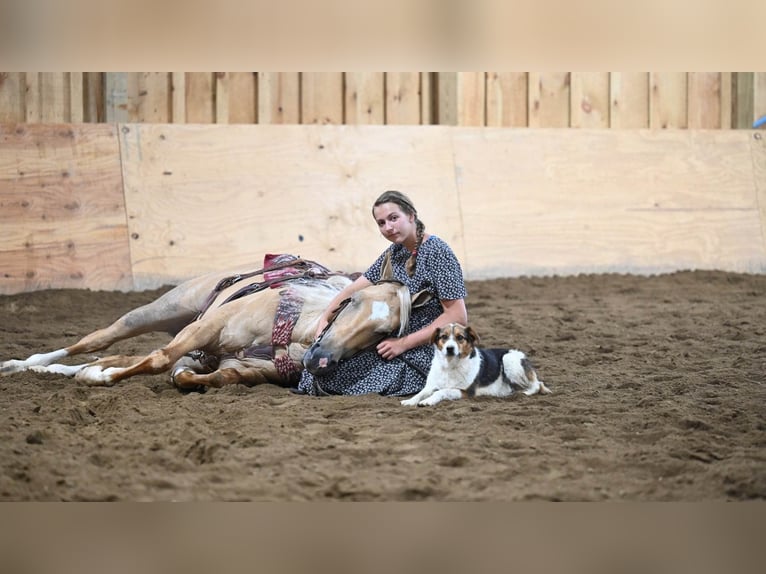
left=301, top=72, right=343, bottom=125
left=421, top=72, right=434, bottom=125
left=105, top=72, right=129, bottom=123
left=171, top=72, right=186, bottom=123
left=754, top=72, right=766, bottom=127
left=215, top=72, right=229, bottom=124
left=83, top=73, right=104, bottom=123
left=486, top=72, right=527, bottom=127
left=40, top=73, right=68, bottom=122
left=226, top=72, right=257, bottom=124
left=185, top=72, right=215, bottom=123
left=456, top=72, right=486, bottom=126
left=345, top=72, right=385, bottom=124
left=719, top=72, right=732, bottom=129
left=650, top=73, right=688, bottom=129
left=24, top=72, right=41, bottom=123
left=528, top=73, right=570, bottom=127
left=437, top=72, right=458, bottom=126
left=732, top=72, right=754, bottom=129
left=688, top=72, right=722, bottom=129
left=385, top=72, right=421, bottom=125
left=257, top=72, right=300, bottom=124
left=571, top=72, right=610, bottom=128
left=134, top=72, right=171, bottom=123
left=0, top=72, right=26, bottom=122
left=610, top=72, right=649, bottom=128
left=69, top=72, right=84, bottom=123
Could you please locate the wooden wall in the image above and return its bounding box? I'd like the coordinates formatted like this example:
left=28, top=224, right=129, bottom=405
left=2, top=73, right=766, bottom=128
left=1, top=123, right=764, bottom=294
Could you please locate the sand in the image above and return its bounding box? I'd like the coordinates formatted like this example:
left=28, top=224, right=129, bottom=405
left=1, top=270, right=764, bottom=500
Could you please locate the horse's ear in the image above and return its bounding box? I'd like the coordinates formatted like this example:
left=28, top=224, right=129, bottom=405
left=380, top=251, right=394, bottom=280
left=411, top=289, right=432, bottom=309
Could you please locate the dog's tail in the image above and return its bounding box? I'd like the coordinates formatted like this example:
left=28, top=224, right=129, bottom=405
left=503, top=350, right=552, bottom=396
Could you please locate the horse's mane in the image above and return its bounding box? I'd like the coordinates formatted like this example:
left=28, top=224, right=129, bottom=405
left=396, top=286, right=411, bottom=337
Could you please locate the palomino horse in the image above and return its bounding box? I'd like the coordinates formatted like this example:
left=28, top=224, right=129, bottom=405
left=1, top=253, right=429, bottom=390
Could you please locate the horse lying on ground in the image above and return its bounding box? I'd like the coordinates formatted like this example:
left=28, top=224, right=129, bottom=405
left=1, top=253, right=430, bottom=390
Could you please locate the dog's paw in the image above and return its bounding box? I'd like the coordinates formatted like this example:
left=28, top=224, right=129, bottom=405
left=400, top=397, right=419, bottom=406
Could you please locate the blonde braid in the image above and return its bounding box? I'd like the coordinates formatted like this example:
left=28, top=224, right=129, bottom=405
left=406, top=218, right=425, bottom=277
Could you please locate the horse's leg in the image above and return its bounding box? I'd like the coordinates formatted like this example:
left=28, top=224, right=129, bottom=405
left=75, top=317, right=227, bottom=386
left=29, top=354, right=146, bottom=377
left=172, top=351, right=302, bottom=390
left=1, top=283, right=202, bottom=376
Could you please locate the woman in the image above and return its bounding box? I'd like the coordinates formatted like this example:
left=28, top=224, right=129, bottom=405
left=296, top=190, right=468, bottom=396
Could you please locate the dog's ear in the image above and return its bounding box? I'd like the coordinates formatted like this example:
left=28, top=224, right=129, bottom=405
left=465, top=326, right=480, bottom=345
left=431, top=327, right=442, bottom=345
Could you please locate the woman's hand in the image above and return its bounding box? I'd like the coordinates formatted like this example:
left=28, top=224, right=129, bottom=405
left=376, top=337, right=409, bottom=360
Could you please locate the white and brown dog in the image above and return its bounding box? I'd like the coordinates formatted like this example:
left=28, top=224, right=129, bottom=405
left=401, top=323, right=551, bottom=407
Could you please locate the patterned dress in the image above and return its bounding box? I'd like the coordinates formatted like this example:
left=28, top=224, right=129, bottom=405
left=296, top=236, right=467, bottom=396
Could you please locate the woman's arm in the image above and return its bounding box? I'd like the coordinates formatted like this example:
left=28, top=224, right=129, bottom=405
left=314, top=274, right=373, bottom=337
left=376, top=297, right=468, bottom=360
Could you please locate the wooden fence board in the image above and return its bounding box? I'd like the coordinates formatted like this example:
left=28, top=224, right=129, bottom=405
left=456, top=72, right=486, bottom=126
left=105, top=73, right=129, bottom=123
left=257, top=72, right=300, bottom=124
left=185, top=73, right=215, bottom=123
left=171, top=72, right=186, bottom=123
left=24, top=73, right=41, bottom=123
left=650, top=73, right=688, bottom=128
left=486, top=72, right=527, bottom=127
left=0, top=72, right=25, bottom=122
left=755, top=72, right=766, bottom=126
left=385, top=72, right=421, bottom=125
left=610, top=73, right=649, bottom=128
left=345, top=73, right=385, bottom=124
left=688, top=72, right=722, bottom=129
left=0, top=124, right=132, bottom=294
left=69, top=73, right=84, bottom=123
left=132, top=72, right=171, bottom=123
left=571, top=73, right=609, bottom=128
left=452, top=128, right=765, bottom=277
left=226, top=72, right=257, bottom=124
left=528, top=73, right=570, bottom=127
left=301, top=73, right=343, bottom=125
left=118, top=124, right=464, bottom=288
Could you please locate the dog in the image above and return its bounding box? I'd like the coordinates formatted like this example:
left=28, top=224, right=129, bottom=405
left=401, top=323, right=551, bottom=407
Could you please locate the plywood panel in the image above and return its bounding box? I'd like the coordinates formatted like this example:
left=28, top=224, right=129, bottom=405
left=301, top=73, right=343, bottom=125
left=650, top=72, right=688, bottom=129
left=345, top=73, right=384, bottom=125
left=257, top=72, right=300, bottom=124
left=528, top=73, right=570, bottom=127
left=0, top=124, right=132, bottom=294
left=610, top=73, right=649, bottom=128
left=452, top=129, right=765, bottom=277
left=486, top=72, right=527, bottom=127
left=385, top=72, right=421, bottom=125
left=571, top=73, right=609, bottom=128
left=119, top=124, right=464, bottom=289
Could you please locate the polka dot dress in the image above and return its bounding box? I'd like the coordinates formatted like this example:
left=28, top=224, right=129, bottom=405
left=297, top=236, right=467, bottom=396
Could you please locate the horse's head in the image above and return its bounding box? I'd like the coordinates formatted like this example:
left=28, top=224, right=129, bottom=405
left=302, top=255, right=431, bottom=377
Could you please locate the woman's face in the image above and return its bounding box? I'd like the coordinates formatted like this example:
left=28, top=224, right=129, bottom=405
left=373, top=202, right=416, bottom=247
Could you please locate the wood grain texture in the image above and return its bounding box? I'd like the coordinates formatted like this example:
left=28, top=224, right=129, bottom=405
left=486, top=72, right=527, bottom=127
left=528, top=73, right=570, bottom=127
left=610, top=73, right=649, bottom=128
left=0, top=124, right=132, bottom=294
left=451, top=128, right=765, bottom=277
left=119, top=123, right=464, bottom=289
